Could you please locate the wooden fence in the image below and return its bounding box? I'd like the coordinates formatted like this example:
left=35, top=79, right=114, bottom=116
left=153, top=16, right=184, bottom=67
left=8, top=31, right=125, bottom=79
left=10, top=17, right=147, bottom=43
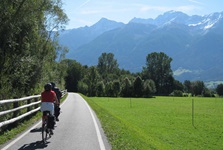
left=0, top=90, right=67, bottom=128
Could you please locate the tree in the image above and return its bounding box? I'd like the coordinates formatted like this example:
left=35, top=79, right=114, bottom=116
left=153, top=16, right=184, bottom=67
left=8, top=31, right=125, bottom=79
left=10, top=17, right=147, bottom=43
left=202, top=87, right=214, bottom=97
left=96, top=81, right=105, bottom=97
left=216, top=83, right=223, bottom=96
left=97, top=52, right=119, bottom=77
left=0, top=0, right=68, bottom=98
left=113, top=80, right=120, bottom=97
left=143, top=79, right=156, bottom=97
left=191, top=81, right=205, bottom=96
left=63, top=60, right=83, bottom=92
left=170, top=90, right=183, bottom=97
left=105, top=82, right=114, bottom=97
left=142, top=52, right=173, bottom=95
left=87, top=66, right=100, bottom=96
left=162, top=75, right=175, bottom=95
left=121, top=77, right=132, bottom=97
left=183, top=80, right=192, bottom=93
left=78, top=81, right=88, bottom=95
left=133, top=76, right=143, bottom=97
left=172, top=79, right=184, bottom=93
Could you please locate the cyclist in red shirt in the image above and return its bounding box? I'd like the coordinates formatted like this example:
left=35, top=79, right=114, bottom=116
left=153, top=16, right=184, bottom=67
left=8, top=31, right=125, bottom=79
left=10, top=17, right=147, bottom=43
left=40, top=83, right=59, bottom=120
left=40, top=83, right=59, bottom=135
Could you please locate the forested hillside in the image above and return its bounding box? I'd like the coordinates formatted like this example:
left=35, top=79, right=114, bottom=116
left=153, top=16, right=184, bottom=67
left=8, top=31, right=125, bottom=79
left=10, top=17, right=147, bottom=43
left=0, top=0, right=68, bottom=99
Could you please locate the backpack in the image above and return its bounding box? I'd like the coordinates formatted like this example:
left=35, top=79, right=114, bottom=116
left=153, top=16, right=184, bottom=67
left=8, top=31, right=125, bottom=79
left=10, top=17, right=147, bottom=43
left=53, top=87, right=62, bottom=100
left=47, top=115, right=55, bottom=129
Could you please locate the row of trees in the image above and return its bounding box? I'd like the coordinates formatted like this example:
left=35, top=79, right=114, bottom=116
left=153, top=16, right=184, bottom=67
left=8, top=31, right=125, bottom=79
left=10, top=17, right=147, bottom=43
left=0, top=0, right=68, bottom=99
left=216, top=84, right=223, bottom=96
left=62, top=52, right=217, bottom=97
left=0, top=0, right=69, bottom=130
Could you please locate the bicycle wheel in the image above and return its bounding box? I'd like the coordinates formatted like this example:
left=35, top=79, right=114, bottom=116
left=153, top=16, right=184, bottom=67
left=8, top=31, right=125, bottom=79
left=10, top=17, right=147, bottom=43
left=42, top=123, right=48, bottom=143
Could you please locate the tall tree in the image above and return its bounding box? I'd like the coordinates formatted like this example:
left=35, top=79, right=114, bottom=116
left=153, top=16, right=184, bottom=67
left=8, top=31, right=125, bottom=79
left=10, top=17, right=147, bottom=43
left=143, top=79, right=156, bottom=97
left=191, top=81, right=205, bottom=96
left=63, top=59, right=83, bottom=92
left=133, top=76, right=143, bottom=97
left=173, top=80, right=184, bottom=91
left=216, top=83, right=223, bottom=96
left=121, top=77, right=132, bottom=97
left=105, top=82, right=114, bottom=97
left=96, top=81, right=105, bottom=97
left=87, top=66, right=100, bottom=96
left=142, top=52, right=173, bottom=95
left=183, top=80, right=192, bottom=93
left=113, top=80, right=120, bottom=97
left=0, top=0, right=68, bottom=98
left=97, top=52, right=119, bottom=77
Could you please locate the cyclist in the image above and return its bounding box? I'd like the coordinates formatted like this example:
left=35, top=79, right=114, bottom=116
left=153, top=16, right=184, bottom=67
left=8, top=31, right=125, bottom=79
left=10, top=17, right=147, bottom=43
left=40, top=83, right=59, bottom=134
left=51, top=82, right=62, bottom=121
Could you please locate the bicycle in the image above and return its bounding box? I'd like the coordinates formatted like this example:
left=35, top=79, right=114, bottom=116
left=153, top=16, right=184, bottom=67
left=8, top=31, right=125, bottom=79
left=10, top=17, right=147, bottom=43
left=42, top=111, right=53, bottom=143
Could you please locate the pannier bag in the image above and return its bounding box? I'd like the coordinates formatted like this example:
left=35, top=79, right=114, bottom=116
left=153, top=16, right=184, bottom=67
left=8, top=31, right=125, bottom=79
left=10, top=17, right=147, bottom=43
left=54, top=105, right=61, bottom=118
left=47, top=115, right=55, bottom=129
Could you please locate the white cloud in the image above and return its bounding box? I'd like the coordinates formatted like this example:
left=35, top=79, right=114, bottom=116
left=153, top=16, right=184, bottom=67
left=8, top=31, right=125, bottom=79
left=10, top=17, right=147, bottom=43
left=176, top=5, right=200, bottom=12
left=80, top=9, right=102, bottom=15
left=188, top=0, right=204, bottom=5
left=139, top=6, right=168, bottom=12
left=78, top=0, right=91, bottom=9
left=138, top=5, right=200, bottom=13
left=80, top=8, right=130, bottom=15
left=174, top=68, right=192, bottom=76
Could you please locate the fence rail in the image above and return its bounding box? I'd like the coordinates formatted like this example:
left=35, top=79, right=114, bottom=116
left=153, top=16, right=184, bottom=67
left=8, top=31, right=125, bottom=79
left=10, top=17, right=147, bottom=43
left=0, top=90, right=67, bottom=128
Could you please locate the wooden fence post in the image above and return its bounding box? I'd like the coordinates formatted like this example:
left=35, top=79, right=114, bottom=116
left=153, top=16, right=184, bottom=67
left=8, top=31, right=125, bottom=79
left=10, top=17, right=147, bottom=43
left=12, top=97, right=19, bottom=127
left=192, top=99, right=195, bottom=127
left=35, top=95, right=39, bottom=109
left=27, top=99, right=31, bottom=112
left=13, top=97, right=19, bottom=118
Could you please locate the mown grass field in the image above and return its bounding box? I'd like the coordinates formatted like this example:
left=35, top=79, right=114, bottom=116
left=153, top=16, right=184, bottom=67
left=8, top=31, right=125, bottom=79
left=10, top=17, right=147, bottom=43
left=83, top=95, right=223, bottom=150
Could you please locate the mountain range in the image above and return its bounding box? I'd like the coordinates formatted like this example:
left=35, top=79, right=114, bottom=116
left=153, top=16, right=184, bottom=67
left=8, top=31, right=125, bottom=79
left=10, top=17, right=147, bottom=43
left=58, top=10, right=223, bottom=82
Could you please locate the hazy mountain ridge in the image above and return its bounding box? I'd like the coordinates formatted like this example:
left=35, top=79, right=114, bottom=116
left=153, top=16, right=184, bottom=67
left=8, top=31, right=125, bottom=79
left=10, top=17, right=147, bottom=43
left=58, top=11, right=223, bottom=82
left=59, top=18, right=125, bottom=50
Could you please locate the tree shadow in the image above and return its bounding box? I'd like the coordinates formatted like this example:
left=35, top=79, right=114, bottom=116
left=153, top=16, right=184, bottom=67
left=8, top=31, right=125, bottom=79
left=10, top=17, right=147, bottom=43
left=18, top=140, right=49, bottom=150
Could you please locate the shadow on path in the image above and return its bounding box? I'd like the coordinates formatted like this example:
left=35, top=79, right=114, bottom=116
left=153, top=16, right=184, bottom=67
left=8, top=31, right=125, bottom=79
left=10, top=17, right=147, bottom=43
left=17, top=127, right=53, bottom=149
left=30, top=127, right=42, bottom=133
left=18, top=140, right=49, bottom=150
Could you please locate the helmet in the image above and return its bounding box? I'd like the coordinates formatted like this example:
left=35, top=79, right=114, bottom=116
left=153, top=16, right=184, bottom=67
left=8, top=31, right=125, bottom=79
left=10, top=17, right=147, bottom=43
left=44, top=83, right=52, bottom=91
left=50, top=82, right=55, bottom=88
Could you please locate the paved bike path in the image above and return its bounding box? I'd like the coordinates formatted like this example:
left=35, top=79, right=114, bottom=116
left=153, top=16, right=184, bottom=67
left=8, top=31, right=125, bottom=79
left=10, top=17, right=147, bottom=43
left=1, top=93, right=111, bottom=150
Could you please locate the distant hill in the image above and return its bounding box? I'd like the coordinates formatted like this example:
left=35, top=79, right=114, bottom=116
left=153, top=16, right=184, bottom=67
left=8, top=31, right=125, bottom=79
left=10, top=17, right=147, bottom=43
left=58, top=11, right=223, bottom=82
left=59, top=18, right=124, bottom=50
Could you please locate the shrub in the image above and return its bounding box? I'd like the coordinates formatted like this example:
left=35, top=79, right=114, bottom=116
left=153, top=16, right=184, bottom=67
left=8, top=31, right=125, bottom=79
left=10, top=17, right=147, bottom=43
left=170, top=90, right=183, bottom=97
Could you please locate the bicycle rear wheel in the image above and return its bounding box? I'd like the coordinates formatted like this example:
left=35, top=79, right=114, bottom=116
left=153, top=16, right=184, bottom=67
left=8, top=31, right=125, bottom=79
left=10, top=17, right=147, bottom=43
left=42, top=123, right=48, bottom=143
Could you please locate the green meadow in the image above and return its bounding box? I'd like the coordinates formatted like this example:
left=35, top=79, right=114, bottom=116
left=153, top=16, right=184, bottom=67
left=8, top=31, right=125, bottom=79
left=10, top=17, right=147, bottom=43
left=83, top=95, right=223, bottom=150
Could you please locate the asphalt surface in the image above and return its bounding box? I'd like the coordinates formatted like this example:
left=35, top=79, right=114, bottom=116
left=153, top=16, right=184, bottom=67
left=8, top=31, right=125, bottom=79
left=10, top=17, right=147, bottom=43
left=1, top=93, right=111, bottom=150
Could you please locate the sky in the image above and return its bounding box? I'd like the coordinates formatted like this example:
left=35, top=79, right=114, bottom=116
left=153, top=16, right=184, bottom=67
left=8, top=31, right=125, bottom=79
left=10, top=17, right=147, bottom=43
left=62, top=0, right=223, bottom=29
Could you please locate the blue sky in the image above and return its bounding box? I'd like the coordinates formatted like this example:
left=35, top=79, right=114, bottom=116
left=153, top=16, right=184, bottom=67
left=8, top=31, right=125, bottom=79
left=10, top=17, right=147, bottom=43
left=62, top=0, right=223, bottom=29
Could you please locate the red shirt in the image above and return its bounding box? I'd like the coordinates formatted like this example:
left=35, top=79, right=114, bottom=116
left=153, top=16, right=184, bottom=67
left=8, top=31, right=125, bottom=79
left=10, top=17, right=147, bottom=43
left=41, top=90, right=56, bottom=103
